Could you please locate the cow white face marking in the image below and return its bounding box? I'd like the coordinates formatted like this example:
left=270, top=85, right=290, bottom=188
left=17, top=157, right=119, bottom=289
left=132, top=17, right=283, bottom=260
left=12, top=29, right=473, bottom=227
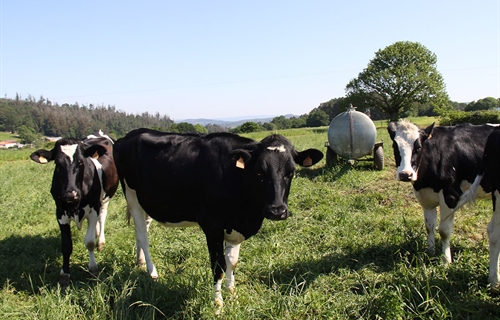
left=60, top=144, right=78, bottom=163
left=267, top=145, right=286, bottom=152
left=392, top=122, right=420, bottom=181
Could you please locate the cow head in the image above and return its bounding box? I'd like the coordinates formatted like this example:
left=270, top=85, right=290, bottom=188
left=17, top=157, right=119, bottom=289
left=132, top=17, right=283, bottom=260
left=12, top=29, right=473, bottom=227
left=30, top=138, right=108, bottom=211
left=388, top=121, right=434, bottom=182
left=230, top=134, right=323, bottom=220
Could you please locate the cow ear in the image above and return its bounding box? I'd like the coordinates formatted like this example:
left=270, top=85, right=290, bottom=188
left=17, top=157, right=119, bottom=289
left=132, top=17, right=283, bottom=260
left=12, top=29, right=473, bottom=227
left=30, top=149, right=53, bottom=164
left=387, top=122, right=397, bottom=140
left=294, top=148, right=324, bottom=167
left=83, top=144, right=107, bottom=159
left=421, top=122, right=435, bottom=142
left=229, top=149, right=252, bottom=169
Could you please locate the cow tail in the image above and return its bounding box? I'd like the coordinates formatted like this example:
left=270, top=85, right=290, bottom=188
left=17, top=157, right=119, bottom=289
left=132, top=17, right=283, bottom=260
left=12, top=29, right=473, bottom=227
left=455, top=173, right=483, bottom=211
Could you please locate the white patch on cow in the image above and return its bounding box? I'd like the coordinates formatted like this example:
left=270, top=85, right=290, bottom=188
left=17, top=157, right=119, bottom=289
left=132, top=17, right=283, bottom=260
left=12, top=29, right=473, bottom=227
left=158, top=221, right=199, bottom=228
left=488, top=190, right=500, bottom=287
left=123, top=179, right=158, bottom=279
left=394, top=121, right=420, bottom=181
left=58, top=214, right=71, bottom=225
left=224, top=229, right=245, bottom=245
left=267, top=145, right=286, bottom=152
left=90, top=157, right=107, bottom=203
left=224, top=242, right=241, bottom=294
left=86, top=130, right=114, bottom=144
left=60, top=144, right=78, bottom=163
left=214, top=278, right=224, bottom=307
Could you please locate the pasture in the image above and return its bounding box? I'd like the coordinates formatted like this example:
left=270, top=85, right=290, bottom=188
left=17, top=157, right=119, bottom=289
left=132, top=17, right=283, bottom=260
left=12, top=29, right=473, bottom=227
left=1, top=118, right=499, bottom=319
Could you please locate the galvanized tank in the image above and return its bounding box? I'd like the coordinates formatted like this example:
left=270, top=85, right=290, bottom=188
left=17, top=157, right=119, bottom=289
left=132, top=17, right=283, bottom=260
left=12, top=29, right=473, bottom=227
left=327, top=106, right=377, bottom=159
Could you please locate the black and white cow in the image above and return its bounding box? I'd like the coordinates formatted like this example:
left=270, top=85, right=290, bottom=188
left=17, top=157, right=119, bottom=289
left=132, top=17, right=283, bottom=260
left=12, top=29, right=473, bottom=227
left=113, top=128, right=323, bottom=306
left=388, top=120, right=496, bottom=263
left=30, top=132, right=119, bottom=290
left=454, top=126, right=500, bottom=290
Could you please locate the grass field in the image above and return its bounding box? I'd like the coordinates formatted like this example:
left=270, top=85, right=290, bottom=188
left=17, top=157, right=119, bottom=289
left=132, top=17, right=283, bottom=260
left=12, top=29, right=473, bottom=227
left=1, top=118, right=499, bottom=319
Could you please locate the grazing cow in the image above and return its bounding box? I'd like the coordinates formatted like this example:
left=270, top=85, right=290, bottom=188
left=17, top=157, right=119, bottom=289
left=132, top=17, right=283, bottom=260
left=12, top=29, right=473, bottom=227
left=113, top=128, right=323, bottom=306
left=454, top=126, right=500, bottom=290
left=30, top=131, right=119, bottom=290
left=388, top=120, right=496, bottom=263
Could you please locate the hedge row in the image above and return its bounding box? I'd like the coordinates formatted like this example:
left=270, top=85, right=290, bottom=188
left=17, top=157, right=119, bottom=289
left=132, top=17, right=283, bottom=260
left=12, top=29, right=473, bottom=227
left=439, top=110, right=500, bottom=126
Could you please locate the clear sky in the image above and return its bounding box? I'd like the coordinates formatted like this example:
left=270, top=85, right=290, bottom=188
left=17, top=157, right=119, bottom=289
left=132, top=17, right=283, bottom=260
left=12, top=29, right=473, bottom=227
left=1, top=1, right=499, bottom=121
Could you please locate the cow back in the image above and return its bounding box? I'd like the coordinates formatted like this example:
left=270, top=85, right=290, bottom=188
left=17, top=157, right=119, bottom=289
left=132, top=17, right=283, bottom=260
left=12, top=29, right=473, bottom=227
left=114, top=129, right=260, bottom=222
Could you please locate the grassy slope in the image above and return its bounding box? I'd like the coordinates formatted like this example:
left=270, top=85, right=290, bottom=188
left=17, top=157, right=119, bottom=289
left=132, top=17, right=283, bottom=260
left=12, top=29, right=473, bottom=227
left=0, top=117, right=499, bottom=319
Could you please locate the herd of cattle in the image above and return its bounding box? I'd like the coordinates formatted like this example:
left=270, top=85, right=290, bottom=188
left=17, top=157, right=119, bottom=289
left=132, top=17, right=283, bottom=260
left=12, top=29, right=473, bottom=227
left=28, top=121, right=500, bottom=305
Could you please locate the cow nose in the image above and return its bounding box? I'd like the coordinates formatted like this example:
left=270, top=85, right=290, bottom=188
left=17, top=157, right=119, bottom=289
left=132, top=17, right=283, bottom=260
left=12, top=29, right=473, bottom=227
left=398, top=171, right=413, bottom=182
left=63, top=190, right=80, bottom=203
left=266, top=205, right=289, bottom=220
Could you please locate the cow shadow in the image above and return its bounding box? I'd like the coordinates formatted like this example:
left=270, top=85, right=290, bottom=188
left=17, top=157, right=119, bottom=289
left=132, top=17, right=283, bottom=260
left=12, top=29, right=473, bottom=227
left=0, top=234, right=204, bottom=318
left=0, top=234, right=61, bottom=292
left=255, top=239, right=500, bottom=316
left=307, top=160, right=380, bottom=182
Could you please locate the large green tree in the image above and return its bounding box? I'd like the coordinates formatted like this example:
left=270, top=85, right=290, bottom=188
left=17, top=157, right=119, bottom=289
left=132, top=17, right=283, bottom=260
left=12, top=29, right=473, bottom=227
left=345, top=41, right=449, bottom=121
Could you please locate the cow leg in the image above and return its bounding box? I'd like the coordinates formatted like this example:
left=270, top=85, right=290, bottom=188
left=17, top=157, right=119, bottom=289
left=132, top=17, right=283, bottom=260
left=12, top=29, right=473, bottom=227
left=58, top=221, right=72, bottom=290
left=423, top=207, right=438, bottom=256
left=204, top=230, right=226, bottom=307
left=415, top=188, right=439, bottom=257
left=138, top=214, right=154, bottom=265
left=85, top=208, right=99, bottom=275
left=96, top=201, right=109, bottom=252
left=488, top=191, right=500, bottom=289
left=438, top=200, right=455, bottom=264
left=124, top=184, right=157, bottom=278
left=224, top=243, right=241, bottom=294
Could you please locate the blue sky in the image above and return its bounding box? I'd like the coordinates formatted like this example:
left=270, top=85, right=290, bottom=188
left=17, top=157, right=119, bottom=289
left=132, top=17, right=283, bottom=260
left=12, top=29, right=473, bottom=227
left=1, top=1, right=499, bottom=121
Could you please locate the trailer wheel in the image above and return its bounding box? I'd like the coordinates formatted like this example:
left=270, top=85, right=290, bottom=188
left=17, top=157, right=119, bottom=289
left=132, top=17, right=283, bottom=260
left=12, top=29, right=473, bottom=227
left=373, top=145, right=384, bottom=170
left=326, top=148, right=339, bottom=167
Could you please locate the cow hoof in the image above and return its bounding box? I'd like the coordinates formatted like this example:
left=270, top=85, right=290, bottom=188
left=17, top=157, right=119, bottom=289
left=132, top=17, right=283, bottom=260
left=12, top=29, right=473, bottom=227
left=97, top=242, right=105, bottom=252
left=225, top=285, right=236, bottom=295
left=489, top=284, right=500, bottom=295
left=214, top=296, right=223, bottom=308
left=59, top=273, right=70, bottom=291
left=441, top=255, right=452, bottom=265
left=89, top=265, right=99, bottom=276
left=215, top=304, right=223, bottom=316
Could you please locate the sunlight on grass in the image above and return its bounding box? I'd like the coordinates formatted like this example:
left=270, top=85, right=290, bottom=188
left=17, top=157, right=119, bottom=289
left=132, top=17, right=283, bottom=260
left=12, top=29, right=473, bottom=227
left=1, top=118, right=499, bottom=319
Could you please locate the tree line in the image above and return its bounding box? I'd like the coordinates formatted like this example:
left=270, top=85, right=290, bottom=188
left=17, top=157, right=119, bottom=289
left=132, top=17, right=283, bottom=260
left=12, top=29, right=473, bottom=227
left=2, top=41, right=499, bottom=142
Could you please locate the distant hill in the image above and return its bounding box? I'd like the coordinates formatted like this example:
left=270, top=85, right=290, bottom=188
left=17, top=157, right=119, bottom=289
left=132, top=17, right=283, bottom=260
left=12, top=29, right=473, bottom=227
left=179, top=114, right=297, bottom=128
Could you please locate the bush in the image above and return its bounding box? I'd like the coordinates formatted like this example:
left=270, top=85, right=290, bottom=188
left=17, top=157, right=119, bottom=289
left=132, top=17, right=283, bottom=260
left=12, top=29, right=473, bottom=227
left=439, top=110, right=500, bottom=126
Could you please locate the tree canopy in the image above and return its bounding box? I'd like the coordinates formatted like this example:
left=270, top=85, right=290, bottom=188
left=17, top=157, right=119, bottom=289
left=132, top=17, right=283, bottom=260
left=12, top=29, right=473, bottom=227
left=465, top=97, right=500, bottom=111
left=345, top=41, right=450, bottom=121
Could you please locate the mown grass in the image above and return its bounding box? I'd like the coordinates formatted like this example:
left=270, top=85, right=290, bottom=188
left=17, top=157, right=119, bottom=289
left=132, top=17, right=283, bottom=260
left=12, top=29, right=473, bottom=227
left=1, top=118, right=499, bottom=319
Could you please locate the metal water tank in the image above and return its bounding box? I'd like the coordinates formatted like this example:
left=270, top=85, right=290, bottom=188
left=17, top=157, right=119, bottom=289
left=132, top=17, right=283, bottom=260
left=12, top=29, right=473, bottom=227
left=326, top=105, right=383, bottom=170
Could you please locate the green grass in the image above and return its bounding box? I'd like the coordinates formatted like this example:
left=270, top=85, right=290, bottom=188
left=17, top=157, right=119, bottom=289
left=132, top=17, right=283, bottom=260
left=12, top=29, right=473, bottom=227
left=1, top=117, right=499, bottom=319
left=0, top=132, right=19, bottom=142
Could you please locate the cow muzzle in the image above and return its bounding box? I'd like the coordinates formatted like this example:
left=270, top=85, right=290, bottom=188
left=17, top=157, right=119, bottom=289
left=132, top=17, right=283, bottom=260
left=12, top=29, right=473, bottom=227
left=398, top=170, right=415, bottom=182
left=264, top=204, right=289, bottom=220
left=62, top=190, right=80, bottom=204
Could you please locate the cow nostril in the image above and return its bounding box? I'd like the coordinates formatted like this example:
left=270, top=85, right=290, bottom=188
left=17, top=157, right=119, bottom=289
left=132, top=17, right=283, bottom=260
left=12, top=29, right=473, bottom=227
left=399, top=172, right=413, bottom=181
left=267, top=205, right=289, bottom=220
